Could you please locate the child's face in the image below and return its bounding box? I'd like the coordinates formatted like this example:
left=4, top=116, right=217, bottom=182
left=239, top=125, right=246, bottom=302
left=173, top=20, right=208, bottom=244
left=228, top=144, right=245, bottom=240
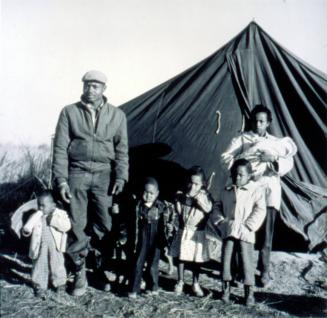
left=142, top=184, right=159, bottom=204
left=38, top=196, right=56, bottom=215
left=187, top=175, right=203, bottom=196
left=233, top=166, right=251, bottom=187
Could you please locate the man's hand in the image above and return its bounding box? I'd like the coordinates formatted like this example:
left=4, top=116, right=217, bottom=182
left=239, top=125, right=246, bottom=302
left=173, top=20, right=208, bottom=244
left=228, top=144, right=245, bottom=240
left=59, top=183, right=72, bottom=204
left=258, top=150, right=276, bottom=163
left=112, top=180, right=125, bottom=195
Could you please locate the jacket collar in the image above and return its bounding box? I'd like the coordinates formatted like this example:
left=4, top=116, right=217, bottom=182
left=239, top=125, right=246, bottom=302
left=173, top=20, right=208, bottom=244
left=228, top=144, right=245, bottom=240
left=80, top=95, right=107, bottom=111
left=225, top=180, right=254, bottom=191
left=140, top=199, right=162, bottom=209
left=248, top=130, right=271, bottom=139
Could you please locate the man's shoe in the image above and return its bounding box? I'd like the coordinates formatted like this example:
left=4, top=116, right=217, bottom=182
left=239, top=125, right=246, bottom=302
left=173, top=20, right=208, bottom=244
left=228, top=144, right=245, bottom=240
left=174, top=280, right=184, bottom=295
left=72, top=266, right=88, bottom=296
left=245, top=285, right=255, bottom=306
left=221, top=281, right=231, bottom=304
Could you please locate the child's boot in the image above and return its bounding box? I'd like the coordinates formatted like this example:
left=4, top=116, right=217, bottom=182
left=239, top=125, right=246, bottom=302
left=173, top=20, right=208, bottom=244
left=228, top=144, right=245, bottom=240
left=192, top=283, right=204, bottom=297
left=244, top=285, right=255, bottom=306
left=174, top=280, right=184, bottom=295
left=33, top=285, right=46, bottom=300
left=221, top=281, right=231, bottom=303
left=128, top=292, right=137, bottom=299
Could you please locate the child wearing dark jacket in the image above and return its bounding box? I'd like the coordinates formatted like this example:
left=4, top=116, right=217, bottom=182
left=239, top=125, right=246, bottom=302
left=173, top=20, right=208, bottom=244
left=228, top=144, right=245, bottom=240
left=128, top=177, right=172, bottom=298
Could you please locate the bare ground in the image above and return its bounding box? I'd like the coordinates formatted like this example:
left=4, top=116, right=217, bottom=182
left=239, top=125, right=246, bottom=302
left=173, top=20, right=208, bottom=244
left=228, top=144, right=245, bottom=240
left=0, top=251, right=326, bottom=318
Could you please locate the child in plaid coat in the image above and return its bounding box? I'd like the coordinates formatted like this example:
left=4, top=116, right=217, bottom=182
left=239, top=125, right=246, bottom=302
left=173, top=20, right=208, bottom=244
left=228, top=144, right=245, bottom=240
left=128, top=177, right=173, bottom=298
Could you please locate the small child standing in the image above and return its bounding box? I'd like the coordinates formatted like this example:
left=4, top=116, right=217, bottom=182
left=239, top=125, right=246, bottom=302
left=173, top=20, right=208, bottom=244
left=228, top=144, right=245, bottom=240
left=171, top=166, right=213, bottom=297
left=22, top=190, right=71, bottom=298
left=128, top=177, right=171, bottom=298
left=216, top=159, right=266, bottom=306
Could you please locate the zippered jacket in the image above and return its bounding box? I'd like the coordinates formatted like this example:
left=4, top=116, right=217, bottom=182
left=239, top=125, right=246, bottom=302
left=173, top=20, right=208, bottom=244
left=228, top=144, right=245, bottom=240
left=52, top=98, right=129, bottom=186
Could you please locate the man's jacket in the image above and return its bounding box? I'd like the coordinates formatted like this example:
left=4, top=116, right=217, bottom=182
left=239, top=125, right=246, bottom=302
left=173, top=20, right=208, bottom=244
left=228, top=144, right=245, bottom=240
left=52, top=98, right=129, bottom=186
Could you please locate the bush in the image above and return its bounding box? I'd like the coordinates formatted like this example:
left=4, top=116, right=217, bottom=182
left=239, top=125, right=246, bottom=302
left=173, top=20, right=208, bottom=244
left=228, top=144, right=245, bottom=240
left=0, top=144, right=52, bottom=247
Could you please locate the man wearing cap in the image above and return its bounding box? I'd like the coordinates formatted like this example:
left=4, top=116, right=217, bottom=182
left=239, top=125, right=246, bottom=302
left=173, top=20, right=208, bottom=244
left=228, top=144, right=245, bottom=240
left=52, top=70, right=129, bottom=296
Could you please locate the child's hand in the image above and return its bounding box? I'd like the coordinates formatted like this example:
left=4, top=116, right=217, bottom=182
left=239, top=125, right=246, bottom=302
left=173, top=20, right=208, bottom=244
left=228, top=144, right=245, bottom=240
left=118, top=236, right=127, bottom=246
left=258, top=150, right=276, bottom=163
left=166, top=223, right=174, bottom=234
left=241, top=223, right=252, bottom=233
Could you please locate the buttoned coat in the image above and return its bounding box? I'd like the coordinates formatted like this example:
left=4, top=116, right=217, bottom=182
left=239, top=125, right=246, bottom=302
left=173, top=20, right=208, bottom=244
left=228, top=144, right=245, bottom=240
left=22, top=208, right=71, bottom=260
left=215, top=181, right=266, bottom=244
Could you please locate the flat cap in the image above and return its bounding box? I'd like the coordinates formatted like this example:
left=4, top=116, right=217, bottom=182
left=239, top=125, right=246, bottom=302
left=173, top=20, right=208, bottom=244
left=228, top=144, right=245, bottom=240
left=82, top=70, right=107, bottom=84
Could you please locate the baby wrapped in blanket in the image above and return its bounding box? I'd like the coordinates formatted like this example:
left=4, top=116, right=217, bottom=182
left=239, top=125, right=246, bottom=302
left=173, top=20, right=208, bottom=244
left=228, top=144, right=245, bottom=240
left=239, top=136, right=297, bottom=178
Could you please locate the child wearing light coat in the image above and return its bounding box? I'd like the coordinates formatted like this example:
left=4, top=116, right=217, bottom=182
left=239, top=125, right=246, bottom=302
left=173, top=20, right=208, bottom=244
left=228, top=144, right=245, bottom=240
left=215, top=159, right=266, bottom=306
left=170, top=166, right=213, bottom=297
left=22, top=190, right=71, bottom=298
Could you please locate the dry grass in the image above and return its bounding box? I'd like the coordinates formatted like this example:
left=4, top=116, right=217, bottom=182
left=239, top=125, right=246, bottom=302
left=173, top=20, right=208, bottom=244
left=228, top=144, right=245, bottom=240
left=1, top=252, right=326, bottom=318
left=0, top=143, right=51, bottom=184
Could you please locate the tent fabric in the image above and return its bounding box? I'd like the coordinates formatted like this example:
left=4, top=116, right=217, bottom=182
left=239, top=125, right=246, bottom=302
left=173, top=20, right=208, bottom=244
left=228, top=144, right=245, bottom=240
left=120, top=22, right=327, bottom=250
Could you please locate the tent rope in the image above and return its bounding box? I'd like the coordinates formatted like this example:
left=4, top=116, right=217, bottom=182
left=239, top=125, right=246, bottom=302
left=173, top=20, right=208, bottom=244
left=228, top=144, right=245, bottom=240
left=240, top=115, right=245, bottom=132
left=215, top=111, right=221, bottom=134
left=207, top=172, right=215, bottom=190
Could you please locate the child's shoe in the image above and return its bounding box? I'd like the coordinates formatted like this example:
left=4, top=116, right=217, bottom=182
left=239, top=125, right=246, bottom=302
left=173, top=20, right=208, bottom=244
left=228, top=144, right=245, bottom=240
left=221, top=281, right=231, bottom=304
left=174, top=280, right=184, bottom=295
left=128, top=292, right=137, bottom=299
left=146, top=288, right=159, bottom=296
left=245, top=285, right=255, bottom=306
left=192, top=283, right=204, bottom=297
left=34, top=285, right=46, bottom=300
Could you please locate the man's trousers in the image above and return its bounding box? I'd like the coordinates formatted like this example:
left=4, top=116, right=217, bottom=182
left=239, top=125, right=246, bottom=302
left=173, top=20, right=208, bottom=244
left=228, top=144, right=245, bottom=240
left=66, top=170, right=112, bottom=269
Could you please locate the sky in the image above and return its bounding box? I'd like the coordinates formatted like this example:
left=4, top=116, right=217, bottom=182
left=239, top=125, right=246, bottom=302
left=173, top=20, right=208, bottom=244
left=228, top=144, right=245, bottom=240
left=1, top=0, right=326, bottom=145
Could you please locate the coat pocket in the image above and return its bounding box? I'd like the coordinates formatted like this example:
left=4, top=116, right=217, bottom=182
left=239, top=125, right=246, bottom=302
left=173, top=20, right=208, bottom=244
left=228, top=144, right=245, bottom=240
left=93, top=140, right=114, bottom=163
left=68, top=139, right=89, bottom=161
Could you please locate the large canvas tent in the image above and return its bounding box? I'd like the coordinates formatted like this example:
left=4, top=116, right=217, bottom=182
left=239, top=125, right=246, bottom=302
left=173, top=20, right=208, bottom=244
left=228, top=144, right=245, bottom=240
left=120, top=22, right=327, bottom=250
